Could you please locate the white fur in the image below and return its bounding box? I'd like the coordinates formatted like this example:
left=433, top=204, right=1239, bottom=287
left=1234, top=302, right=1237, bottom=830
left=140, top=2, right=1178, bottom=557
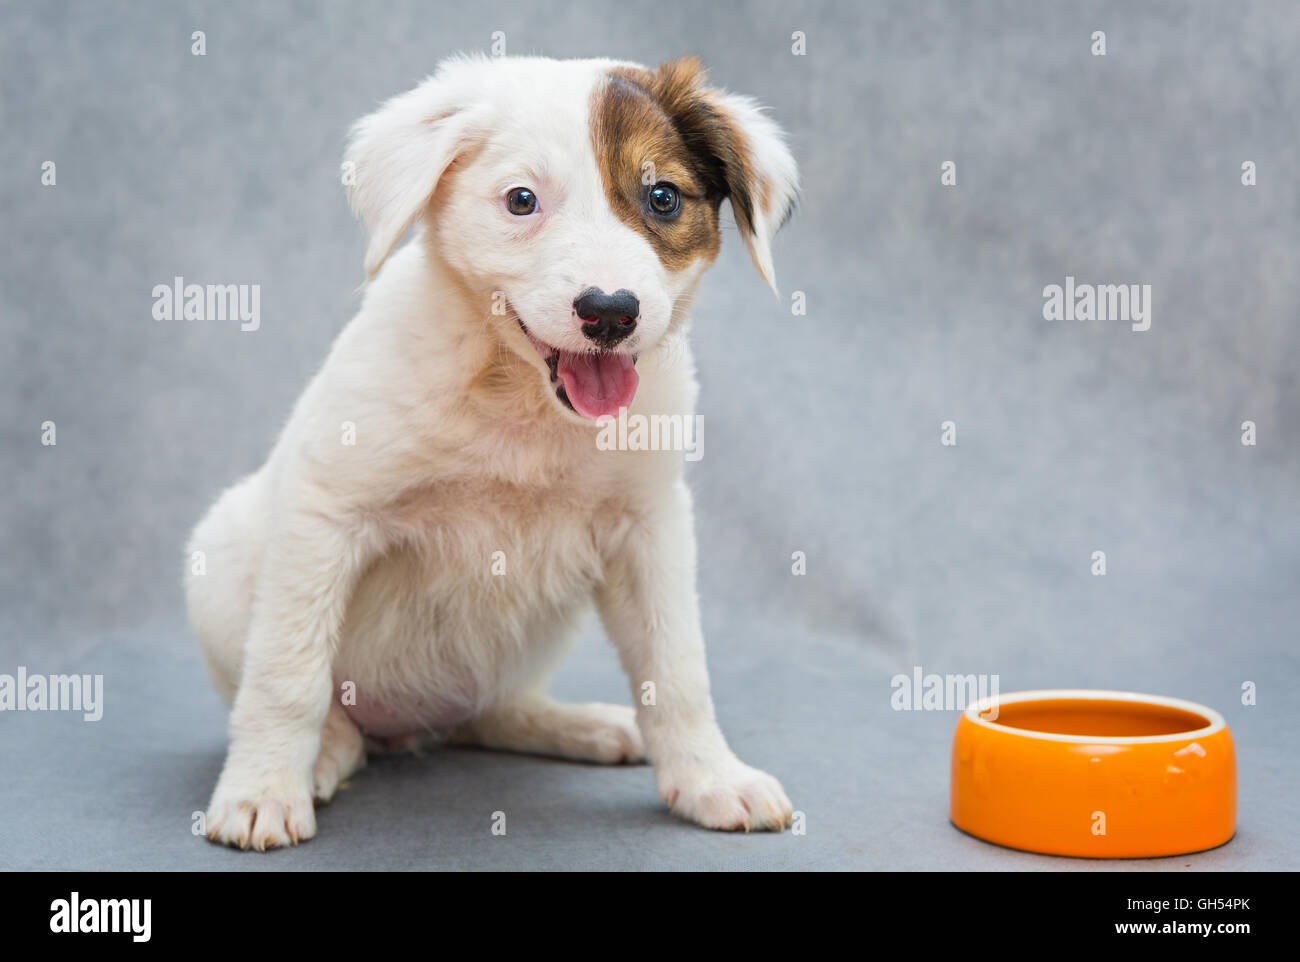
left=186, top=55, right=797, bottom=850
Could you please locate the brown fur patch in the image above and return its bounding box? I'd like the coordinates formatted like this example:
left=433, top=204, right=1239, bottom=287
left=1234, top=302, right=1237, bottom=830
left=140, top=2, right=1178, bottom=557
left=590, top=57, right=756, bottom=273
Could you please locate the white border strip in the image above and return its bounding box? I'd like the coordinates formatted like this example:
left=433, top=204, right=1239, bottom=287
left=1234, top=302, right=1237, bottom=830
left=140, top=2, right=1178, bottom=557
left=965, top=689, right=1226, bottom=744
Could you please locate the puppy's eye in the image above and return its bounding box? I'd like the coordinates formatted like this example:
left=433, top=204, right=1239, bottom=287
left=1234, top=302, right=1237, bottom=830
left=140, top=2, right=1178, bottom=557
left=647, top=183, right=680, bottom=217
left=506, top=187, right=538, bottom=216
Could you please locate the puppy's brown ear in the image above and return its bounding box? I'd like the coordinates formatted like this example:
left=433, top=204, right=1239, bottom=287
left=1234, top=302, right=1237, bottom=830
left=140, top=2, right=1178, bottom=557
left=707, top=88, right=799, bottom=295
left=344, top=57, right=486, bottom=278
left=655, top=58, right=799, bottom=294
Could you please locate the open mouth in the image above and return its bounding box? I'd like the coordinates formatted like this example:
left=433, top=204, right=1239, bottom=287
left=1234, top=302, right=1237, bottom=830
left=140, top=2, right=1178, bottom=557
left=515, top=317, right=639, bottom=420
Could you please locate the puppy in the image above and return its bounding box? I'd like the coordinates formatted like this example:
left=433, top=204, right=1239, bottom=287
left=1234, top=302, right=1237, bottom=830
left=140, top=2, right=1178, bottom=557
left=185, top=54, right=798, bottom=850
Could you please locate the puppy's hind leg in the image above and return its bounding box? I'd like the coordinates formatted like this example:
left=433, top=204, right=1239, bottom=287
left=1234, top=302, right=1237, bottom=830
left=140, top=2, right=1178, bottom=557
left=312, top=699, right=367, bottom=803
left=450, top=692, right=647, bottom=765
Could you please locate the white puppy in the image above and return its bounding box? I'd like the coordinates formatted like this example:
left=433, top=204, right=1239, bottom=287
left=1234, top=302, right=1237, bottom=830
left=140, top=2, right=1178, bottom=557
left=186, top=54, right=798, bottom=850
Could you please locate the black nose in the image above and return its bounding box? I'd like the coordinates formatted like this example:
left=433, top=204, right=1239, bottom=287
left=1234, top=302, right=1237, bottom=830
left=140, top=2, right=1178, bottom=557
left=574, top=287, right=638, bottom=346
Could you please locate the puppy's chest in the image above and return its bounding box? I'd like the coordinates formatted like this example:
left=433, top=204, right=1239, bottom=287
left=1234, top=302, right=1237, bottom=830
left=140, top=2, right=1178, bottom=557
left=387, top=473, right=617, bottom=591
left=336, top=456, right=649, bottom=737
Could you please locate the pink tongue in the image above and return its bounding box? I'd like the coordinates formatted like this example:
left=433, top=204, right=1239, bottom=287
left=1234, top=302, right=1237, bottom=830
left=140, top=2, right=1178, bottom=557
left=556, top=351, right=639, bottom=420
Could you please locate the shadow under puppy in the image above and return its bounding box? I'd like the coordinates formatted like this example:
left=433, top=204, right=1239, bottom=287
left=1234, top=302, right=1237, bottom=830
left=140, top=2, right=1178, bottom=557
left=186, top=54, right=798, bottom=850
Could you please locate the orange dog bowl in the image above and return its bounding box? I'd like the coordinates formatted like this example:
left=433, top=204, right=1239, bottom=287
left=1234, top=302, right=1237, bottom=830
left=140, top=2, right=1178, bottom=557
left=950, top=690, right=1236, bottom=858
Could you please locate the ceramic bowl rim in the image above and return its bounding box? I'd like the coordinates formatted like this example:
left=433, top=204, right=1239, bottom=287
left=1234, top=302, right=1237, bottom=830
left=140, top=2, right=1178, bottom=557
left=964, top=688, right=1227, bottom=745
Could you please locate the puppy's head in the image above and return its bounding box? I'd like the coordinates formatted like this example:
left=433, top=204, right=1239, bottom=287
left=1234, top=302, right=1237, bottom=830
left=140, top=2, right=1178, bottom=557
left=346, top=55, right=797, bottom=422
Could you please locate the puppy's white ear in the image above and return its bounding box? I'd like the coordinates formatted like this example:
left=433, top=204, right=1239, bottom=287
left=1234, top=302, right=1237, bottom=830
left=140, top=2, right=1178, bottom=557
left=708, top=91, right=799, bottom=296
left=344, top=61, right=483, bottom=278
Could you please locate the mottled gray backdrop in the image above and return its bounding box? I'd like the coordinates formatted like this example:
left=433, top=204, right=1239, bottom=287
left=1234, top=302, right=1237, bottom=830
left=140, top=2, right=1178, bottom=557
left=1, top=0, right=1296, bottom=870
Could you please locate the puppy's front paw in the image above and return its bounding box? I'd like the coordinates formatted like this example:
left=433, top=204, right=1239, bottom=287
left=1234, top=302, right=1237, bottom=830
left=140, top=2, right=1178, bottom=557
left=658, top=757, right=793, bottom=832
left=206, top=778, right=316, bottom=851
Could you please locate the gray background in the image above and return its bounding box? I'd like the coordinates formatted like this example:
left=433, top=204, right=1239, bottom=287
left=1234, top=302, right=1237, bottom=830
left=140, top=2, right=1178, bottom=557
left=1, top=0, right=1296, bottom=871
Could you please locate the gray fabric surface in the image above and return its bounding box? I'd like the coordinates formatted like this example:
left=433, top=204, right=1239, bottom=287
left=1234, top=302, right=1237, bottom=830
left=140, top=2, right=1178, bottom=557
left=1, top=0, right=1296, bottom=870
